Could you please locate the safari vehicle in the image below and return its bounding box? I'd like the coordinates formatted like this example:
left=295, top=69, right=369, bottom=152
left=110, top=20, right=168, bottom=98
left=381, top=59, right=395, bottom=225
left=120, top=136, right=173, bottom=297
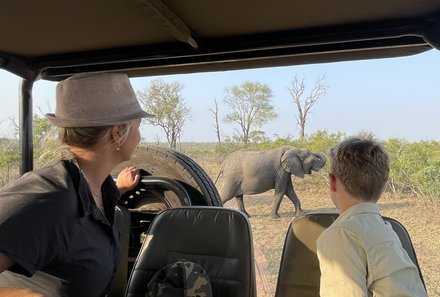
left=1, top=1, right=439, bottom=296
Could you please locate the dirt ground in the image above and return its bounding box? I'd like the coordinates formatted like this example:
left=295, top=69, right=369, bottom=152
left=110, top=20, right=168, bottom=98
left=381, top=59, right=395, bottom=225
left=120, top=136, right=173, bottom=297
left=233, top=189, right=440, bottom=296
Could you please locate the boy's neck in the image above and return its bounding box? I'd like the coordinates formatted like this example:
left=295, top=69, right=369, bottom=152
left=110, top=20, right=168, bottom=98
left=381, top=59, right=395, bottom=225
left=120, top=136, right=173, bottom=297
left=333, top=178, right=365, bottom=214
left=338, top=195, right=363, bottom=214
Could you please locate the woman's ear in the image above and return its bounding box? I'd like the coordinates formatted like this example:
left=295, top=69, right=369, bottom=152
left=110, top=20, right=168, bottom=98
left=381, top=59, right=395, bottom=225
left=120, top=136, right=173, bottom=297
left=110, top=125, right=122, bottom=149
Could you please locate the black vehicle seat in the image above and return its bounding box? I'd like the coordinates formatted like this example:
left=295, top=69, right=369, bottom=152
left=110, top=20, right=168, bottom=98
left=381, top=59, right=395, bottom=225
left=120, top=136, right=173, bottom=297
left=125, top=206, right=256, bottom=297
left=108, top=205, right=131, bottom=297
left=274, top=212, right=426, bottom=297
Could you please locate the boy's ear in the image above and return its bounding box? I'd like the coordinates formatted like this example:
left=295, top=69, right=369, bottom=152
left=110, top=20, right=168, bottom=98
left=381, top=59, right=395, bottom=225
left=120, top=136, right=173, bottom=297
left=329, top=173, right=337, bottom=192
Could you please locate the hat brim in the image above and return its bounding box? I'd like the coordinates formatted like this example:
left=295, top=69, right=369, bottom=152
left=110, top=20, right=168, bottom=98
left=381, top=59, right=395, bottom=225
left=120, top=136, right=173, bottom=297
left=45, top=110, right=154, bottom=128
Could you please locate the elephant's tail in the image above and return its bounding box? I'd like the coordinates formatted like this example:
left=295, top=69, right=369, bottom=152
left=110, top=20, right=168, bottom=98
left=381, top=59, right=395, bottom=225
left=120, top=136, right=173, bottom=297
left=214, top=153, right=235, bottom=184
left=214, top=167, right=223, bottom=184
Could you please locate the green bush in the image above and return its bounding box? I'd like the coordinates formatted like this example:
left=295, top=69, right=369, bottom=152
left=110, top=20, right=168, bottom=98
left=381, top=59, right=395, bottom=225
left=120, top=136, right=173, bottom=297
left=416, top=162, right=440, bottom=201
left=1, top=128, right=438, bottom=203
left=292, top=130, right=345, bottom=154
left=257, top=130, right=344, bottom=154
left=385, top=139, right=440, bottom=201
left=257, top=133, right=439, bottom=202
left=0, top=139, right=19, bottom=186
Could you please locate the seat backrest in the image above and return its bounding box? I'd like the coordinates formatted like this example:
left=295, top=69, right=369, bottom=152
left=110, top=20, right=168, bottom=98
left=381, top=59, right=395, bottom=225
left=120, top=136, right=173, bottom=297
left=274, top=212, right=425, bottom=297
left=382, top=216, right=426, bottom=288
left=108, top=205, right=131, bottom=297
left=125, top=206, right=256, bottom=297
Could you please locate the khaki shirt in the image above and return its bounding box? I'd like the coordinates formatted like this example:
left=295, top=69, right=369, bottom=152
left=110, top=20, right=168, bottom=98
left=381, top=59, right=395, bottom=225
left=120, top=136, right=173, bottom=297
left=317, top=203, right=427, bottom=297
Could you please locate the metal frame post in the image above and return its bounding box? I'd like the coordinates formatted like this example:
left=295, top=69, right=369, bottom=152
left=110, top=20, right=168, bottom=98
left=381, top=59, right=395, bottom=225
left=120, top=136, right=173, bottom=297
left=19, top=78, right=34, bottom=176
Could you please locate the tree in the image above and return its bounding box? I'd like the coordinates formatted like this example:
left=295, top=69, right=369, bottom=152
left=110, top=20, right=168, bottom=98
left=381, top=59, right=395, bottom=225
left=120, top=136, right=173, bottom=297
left=288, top=75, right=328, bottom=139
left=223, top=81, right=277, bottom=144
left=209, top=99, right=221, bottom=145
left=137, top=79, right=190, bottom=149
left=32, top=114, right=54, bottom=144
left=4, top=112, right=58, bottom=179
left=9, top=106, right=55, bottom=143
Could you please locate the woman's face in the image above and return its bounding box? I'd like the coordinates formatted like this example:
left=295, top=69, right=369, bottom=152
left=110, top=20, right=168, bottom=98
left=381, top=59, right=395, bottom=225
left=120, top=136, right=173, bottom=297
left=118, top=119, right=142, bottom=161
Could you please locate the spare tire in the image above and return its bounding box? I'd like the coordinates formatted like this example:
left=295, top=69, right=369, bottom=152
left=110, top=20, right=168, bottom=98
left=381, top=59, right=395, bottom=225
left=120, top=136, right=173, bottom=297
left=117, top=145, right=222, bottom=208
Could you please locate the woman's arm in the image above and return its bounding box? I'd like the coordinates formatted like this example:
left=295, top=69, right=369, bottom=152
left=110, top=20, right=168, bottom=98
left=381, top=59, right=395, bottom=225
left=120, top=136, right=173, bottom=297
left=0, top=253, right=44, bottom=297
left=0, top=288, right=44, bottom=297
left=0, top=253, right=14, bottom=273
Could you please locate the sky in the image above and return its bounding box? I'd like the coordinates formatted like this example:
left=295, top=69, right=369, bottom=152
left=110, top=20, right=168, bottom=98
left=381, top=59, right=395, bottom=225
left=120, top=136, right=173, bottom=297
left=0, top=49, right=439, bottom=142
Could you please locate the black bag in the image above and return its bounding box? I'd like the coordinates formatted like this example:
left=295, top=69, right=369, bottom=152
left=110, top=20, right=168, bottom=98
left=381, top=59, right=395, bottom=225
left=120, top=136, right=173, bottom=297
left=147, top=260, right=213, bottom=297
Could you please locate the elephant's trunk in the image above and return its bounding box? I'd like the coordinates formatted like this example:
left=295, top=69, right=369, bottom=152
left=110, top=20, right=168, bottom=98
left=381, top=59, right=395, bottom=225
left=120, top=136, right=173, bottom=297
left=312, top=153, right=326, bottom=171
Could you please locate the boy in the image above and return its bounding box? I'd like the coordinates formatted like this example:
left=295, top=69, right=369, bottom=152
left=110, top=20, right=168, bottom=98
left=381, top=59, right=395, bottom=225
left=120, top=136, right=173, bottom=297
left=317, top=137, right=427, bottom=297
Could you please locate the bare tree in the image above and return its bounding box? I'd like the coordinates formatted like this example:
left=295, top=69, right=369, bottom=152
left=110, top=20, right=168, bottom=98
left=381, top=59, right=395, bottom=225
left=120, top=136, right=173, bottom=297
left=8, top=117, right=19, bottom=139
left=288, top=75, right=328, bottom=139
left=209, top=99, right=221, bottom=145
left=224, top=81, right=277, bottom=144
left=137, top=79, right=190, bottom=149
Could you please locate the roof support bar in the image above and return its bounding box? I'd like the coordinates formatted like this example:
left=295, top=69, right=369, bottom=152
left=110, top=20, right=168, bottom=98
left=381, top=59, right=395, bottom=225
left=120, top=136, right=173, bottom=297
left=19, top=78, right=34, bottom=175
left=132, top=0, right=198, bottom=48
left=424, top=21, right=440, bottom=50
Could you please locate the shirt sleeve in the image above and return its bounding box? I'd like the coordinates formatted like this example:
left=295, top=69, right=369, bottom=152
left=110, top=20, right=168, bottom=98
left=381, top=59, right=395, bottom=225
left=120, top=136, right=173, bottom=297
left=317, top=226, right=369, bottom=297
left=0, top=169, right=76, bottom=276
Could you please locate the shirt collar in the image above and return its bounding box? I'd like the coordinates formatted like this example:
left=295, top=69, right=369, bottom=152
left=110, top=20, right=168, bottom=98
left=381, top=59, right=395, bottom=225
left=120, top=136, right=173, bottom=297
left=64, top=159, right=120, bottom=219
left=335, top=202, right=380, bottom=224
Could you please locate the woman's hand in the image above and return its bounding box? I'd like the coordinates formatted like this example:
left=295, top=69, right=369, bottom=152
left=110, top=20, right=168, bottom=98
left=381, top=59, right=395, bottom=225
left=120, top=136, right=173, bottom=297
left=116, top=166, right=141, bottom=195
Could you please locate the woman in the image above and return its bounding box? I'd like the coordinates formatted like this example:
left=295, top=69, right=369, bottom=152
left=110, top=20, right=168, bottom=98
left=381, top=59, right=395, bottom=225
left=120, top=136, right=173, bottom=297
left=0, top=73, right=153, bottom=297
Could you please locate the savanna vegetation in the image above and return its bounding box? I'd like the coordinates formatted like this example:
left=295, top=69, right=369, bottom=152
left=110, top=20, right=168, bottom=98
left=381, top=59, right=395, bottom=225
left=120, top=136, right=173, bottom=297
left=180, top=131, right=440, bottom=204
left=136, top=134, right=438, bottom=296
left=1, top=126, right=439, bottom=202
left=167, top=135, right=439, bottom=296
left=0, top=85, right=438, bottom=295
left=0, top=126, right=439, bottom=295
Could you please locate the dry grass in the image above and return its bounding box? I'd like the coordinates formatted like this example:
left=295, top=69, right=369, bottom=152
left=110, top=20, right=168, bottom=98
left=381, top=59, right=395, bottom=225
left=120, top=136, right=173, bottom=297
left=232, top=189, right=440, bottom=296
left=194, top=153, right=439, bottom=296
left=125, top=149, right=439, bottom=295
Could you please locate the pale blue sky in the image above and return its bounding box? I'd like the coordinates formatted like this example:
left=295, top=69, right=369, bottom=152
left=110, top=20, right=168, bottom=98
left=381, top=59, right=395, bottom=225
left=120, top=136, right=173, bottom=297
left=0, top=49, right=439, bottom=142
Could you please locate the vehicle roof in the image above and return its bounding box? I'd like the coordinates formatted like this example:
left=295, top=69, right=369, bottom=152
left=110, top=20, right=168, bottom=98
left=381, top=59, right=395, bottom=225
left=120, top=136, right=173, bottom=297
left=1, top=0, right=440, bottom=81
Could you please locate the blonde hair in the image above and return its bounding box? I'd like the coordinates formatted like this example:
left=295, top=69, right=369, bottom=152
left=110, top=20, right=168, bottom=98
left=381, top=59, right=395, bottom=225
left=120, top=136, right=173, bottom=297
left=329, top=137, right=390, bottom=202
left=58, top=122, right=133, bottom=157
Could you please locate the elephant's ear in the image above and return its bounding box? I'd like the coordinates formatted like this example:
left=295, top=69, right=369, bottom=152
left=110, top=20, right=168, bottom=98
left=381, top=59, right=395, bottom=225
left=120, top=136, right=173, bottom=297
left=281, top=150, right=305, bottom=178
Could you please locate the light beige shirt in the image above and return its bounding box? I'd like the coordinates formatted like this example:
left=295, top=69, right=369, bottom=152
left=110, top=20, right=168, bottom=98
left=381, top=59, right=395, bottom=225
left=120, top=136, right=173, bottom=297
left=317, top=203, right=427, bottom=297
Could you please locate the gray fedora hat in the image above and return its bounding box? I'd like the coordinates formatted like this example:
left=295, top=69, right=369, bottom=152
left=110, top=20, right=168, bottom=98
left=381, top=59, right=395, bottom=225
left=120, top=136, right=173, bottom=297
left=46, top=72, right=154, bottom=127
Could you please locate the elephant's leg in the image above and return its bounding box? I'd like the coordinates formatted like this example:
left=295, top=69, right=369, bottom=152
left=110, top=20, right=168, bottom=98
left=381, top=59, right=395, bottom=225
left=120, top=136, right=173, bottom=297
left=235, top=195, right=250, bottom=217
left=271, top=175, right=291, bottom=219
left=219, top=183, right=239, bottom=204
left=220, top=194, right=234, bottom=204
left=285, top=179, right=304, bottom=216
left=271, top=191, right=285, bottom=219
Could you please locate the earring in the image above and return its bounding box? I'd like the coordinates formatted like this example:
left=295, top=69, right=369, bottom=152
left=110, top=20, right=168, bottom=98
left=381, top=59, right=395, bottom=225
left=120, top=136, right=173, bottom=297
left=116, top=146, right=120, bottom=151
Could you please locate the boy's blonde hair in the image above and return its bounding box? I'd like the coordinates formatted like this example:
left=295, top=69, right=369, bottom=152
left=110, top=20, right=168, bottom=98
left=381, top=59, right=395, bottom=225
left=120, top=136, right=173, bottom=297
left=329, top=137, right=390, bottom=202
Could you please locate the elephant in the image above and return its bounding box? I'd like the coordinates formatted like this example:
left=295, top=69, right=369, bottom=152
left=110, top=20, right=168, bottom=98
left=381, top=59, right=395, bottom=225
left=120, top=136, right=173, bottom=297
left=216, top=146, right=326, bottom=218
